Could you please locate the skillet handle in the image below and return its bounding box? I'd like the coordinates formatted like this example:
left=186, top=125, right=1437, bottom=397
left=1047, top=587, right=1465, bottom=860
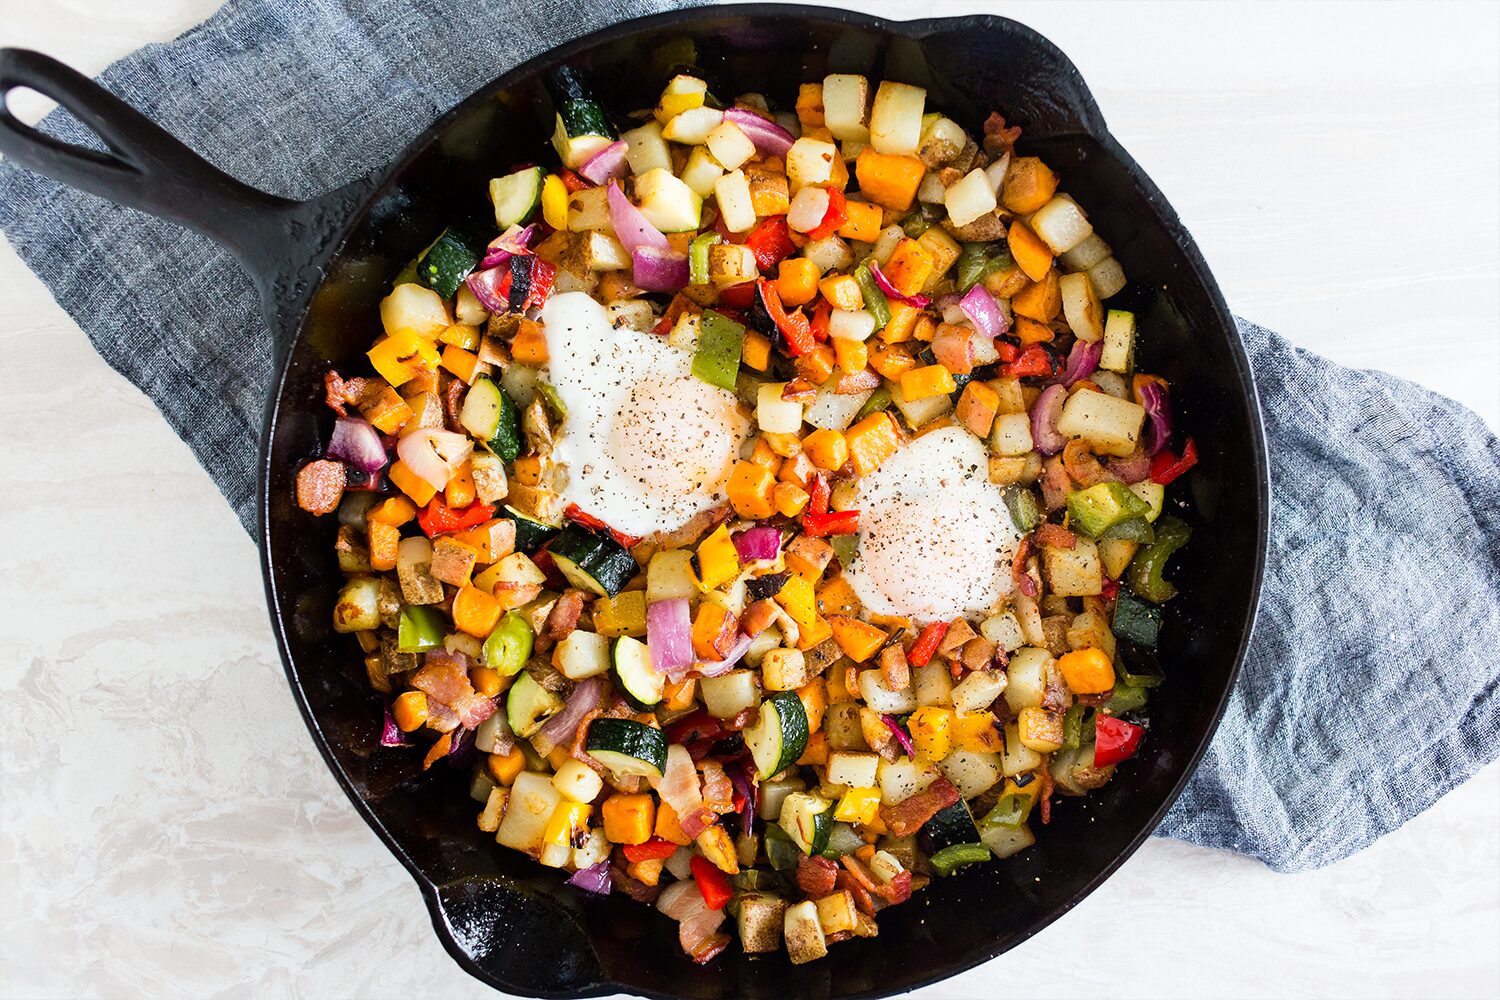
left=0, top=48, right=299, bottom=296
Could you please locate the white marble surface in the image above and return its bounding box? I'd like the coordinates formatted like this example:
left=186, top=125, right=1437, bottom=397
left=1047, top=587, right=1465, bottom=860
left=1, top=1, right=1497, bottom=998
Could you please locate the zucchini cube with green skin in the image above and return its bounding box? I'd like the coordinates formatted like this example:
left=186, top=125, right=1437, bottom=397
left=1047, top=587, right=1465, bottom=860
left=506, top=672, right=562, bottom=738
left=1066, top=482, right=1151, bottom=538
left=778, top=792, right=833, bottom=855
left=584, top=718, right=669, bottom=780
left=745, top=691, right=810, bottom=779
left=612, top=635, right=663, bottom=709
left=549, top=525, right=637, bottom=597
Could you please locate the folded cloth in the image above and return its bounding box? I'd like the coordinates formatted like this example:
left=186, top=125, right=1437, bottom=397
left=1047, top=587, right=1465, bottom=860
left=1, top=0, right=1496, bottom=874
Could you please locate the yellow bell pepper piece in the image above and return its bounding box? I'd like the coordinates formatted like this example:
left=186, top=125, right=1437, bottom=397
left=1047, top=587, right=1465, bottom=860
left=541, top=174, right=569, bottom=231
left=775, top=576, right=819, bottom=632
left=833, top=786, right=882, bottom=825
left=695, top=524, right=742, bottom=591
left=367, top=331, right=440, bottom=389
left=953, top=711, right=1003, bottom=753
left=543, top=801, right=592, bottom=848
left=907, top=706, right=954, bottom=762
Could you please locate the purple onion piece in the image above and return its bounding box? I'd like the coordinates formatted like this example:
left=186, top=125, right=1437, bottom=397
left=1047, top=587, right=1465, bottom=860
left=606, top=181, right=670, bottom=255
left=647, top=598, right=693, bottom=676
left=959, top=283, right=1008, bottom=339
left=723, top=107, right=795, bottom=157
left=381, top=703, right=413, bottom=747
left=1055, top=338, right=1103, bottom=388
left=566, top=860, right=613, bottom=895
left=533, top=676, right=603, bottom=758
left=881, top=715, right=915, bottom=758
left=580, top=140, right=630, bottom=186
left=631, top=246, right=690, bottom=293
left=326, top=417, right=388, bottom=473
left=465, top=265, right=509, bottom=314
left=1030, top=384, right=1069, bottom=456
left=1138, top=381, right=1173, bottom=456
left=731, top=526, right=781, bottom=562
left=868, top=260, right=931, bottom=308
left=694, top=634, right=754, bottom=678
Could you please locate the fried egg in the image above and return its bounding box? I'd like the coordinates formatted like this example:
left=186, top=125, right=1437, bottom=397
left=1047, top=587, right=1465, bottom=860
left=843, top=426, right=1021, bottom=621
left=540, top=292, right=751, bottom=537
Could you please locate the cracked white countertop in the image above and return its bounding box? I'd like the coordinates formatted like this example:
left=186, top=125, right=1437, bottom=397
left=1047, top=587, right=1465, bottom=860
left=2, top=1, right=1497, bottom=997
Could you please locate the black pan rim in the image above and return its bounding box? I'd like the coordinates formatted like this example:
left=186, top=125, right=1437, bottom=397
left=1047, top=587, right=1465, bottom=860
left=255, top=5, right=1270, bottom=997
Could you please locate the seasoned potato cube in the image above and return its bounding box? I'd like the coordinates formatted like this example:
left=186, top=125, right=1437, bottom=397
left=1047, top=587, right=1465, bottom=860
left=784, top=900, right=828, bottom=964
left=738, top=893, right=787, bottom=954
left=708, top=243, right=759, bottom=287
left=822, top=74, right=871, bottom=142
left=1055, top=390, right=1146, bottom=457
left=1030, top=194, right=1094, bottom=254
left=762, top=648, right=811, bottom=691
left=814, top=890, right=859, bottom=936
left=1042, top=536, right=1104, bottom=597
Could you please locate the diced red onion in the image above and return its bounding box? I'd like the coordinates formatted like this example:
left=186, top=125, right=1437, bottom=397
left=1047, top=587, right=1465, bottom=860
left=445, top=726, right=478, bottom=768
left=580, top=140, right=630, bottom=186
left=632, top=246, right=690, bottom=292
left=1030, top=384, right=1068, bottom=456
left=1138, top=381, right=1173, bottom=455
left=327, top=417, right=388, bottom=474
left=607, top=181, right=669, bottom=255
left=959, top=283, right=1008, bottom=339
left=731, top=526, right=781, bottom=562
left=397, top=428, right=473, bottom=491
left=381, top=704, right=413, bottom=747
left=694, top=634, right=753, bottom=678
left=648, top=599, right=693, bottom=676
left=533, top=676, right=603, bottom=758
left=868, top=260, right=931, bottom=308
left=566, top=860, right=613, bottom=895
left=723, top=107, right=795, bottom=158
left=480, top=224, right=538, bottom=268
left=1107, top=450, right=1152, bottom=484
left=465, top=265, right=509, bottom=314
left=881, top=715, right=915, bottom=758
left=1055, top=338, right=1103, bottom=388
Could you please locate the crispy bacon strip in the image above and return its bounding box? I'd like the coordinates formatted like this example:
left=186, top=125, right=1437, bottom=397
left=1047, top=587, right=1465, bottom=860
left=543, top=589, right=587, bottom=641
left=796, top=854, right=839, bottom=897
left=1033, top=522, right=1076, bottom=551
left=879, top=777, right=961, bottom=837
left=982, top=111, right=1022, bottom=155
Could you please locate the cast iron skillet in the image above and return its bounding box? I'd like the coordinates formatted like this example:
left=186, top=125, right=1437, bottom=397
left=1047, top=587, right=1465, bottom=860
left=0, top=6, right=1267, bottom=997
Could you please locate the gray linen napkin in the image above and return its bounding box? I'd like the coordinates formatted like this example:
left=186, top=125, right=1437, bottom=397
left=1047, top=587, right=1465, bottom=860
left=1, top=0, right=1496, bottom=874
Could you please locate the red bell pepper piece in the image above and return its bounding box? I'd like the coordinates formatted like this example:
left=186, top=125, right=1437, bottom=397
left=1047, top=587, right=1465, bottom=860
left=559, top=168, right=590, bottom=192
left=1150, top=437, right=1198, bottom=485
left=622, top=837, right=679, bottom=863
left=807, top=472, right=830, bottom=516
left=1000, top=343, right=1053, bottom=378
left=810, top=299, right=832, bottom=343
left=745, top=215, right=796, bottom=271
left=1101, top=576, right=1119, bottom=601
left=666, top=710, right=723, bottom=747
left=807, top=187, right=848, bottom=241
left=1094, top=715, right=1145, bottom=767
left=756, top=278, right=815, bottom=357
left=564, top=503, right=642, bottom=549
left=995, top=340, right=1020, bottom=363
left=522, top=258, right=556, bottom=311
left=690, top=854, right=734, bottom=910
left=907, top=621, right=948, bottom=667
left=718, top=281, right=757, bottom=309
left=801, top=510, right=859, bottom=537
left=417, top=499, right=495, bottom=537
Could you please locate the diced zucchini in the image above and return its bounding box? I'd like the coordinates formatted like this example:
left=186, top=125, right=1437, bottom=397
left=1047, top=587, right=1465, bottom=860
left=416, top=226, right=483, bottom=299
left=490, top=167, right=544, bottom=230
left=506, top=672, right=563, bottom=738
left=548, top=524, right=637, bottom=597
left=548, top=66, right=616, bottom=169
left=921, top=799, right=981, bottom=853
left=460, top=376, right=522, bottom=463
left=612, top=635, right=663, bottom=709
left=584, top=718, right=669, bottom=779
left=778, top=792, right=833, bottom=855
left=980, top=820, right=1036, bottom=859
left=1099, top=309, right=1136, bottom=372
left=745, top=691, right=811, bottom=779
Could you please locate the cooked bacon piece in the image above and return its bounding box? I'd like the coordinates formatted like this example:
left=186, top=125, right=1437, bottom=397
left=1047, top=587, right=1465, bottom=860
left=833, top=368, right=881, bottom=394
left=699, top=760, right=735, bottom=815
left=324, top=371, right=350, bottom=415
left=410, top=651, right=495, bottom=729
left=544, top=589, right=587, bottom=641
left=296, top=459, right=346, bottom=515
left=1039, top=456, right=1071, bottom=511
left=1011, top=537, right=1037, bottom=598
left=796, top=854, right=839, bottom=897
left=654, top=744, right=716, bottom=839
left=1039, top=765, right=1055, bottom=825
left=1034, top=521, right=1076, bottom=551
left=722, top=706, right=757, bottom=732
left=740, top=598, right=779, bottom=638
left=835, top=868, right=878, bottom=916
left=443, top=376, right=466, bottom=429
left=879, top=776, right=961, bottom=837
left=982, top=111, right=1022, bottom=154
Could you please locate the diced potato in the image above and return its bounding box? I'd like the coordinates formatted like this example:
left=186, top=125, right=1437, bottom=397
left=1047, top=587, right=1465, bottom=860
left=661, top=105, right=724, bottom=145
left=814, top=890, right=858, bottom=936
left=1017, top=706, right=1065, bottom=753
left=621, top=120, right=671, bottom=176
left=858, top=668, right=918, bottom=714
left=762, top=648, right=810, bottom=691
left=784, top=900, right=828, bottom=965
left=738, top=893, right=787, bottom=954
left=951, top=669, right=1007, bottom=713
left=868, top=81, right=926, bottom=156
left=877, top=756, right=938, bottom=805
left=998, top=723, right=1042, bottom=777
left=825, top=702, right=868, bottom=751
left=647, top=549, right=697, bottom=603
left=708, top=243, right=759, bottom=286
left=787, top=185, right=832, bottom=234
left=981, top=820, right=1036, bottom=858
left=555, top=629, right=611, bottom=680
left=757, top=382, right=805, bottom=434
left=944, top=168, right=998, bottom=228
left=553, top=758, right=604, bottom=803
left=1088, top=255, right=1128, bottom=299
left=1004, top=647, right=1052, bottom=712
left=786, top=137, right=841, bottom=190
left=822, top=74, right=871, bottom=142
left=495, top=772, right=560, bottom=852
left=827, top=750, right=880, bottom=789
left=700, top=670, right=762, bottom=718
left=1099, top=309, right=1136, bottom=372
left=578, top=231, right=630, bottom=271
left=706, top=120, right=757, bottom=171
left=915, top=227, right=961, bottom=287
left=635, top=168, right=702, bottom=233
left=714, top=169, right=757, bottom=233
left=1042, top=536, right=1104, bottom=597
left=802, top=234, right=855, bottom=273
left=1030, top=194, right=1094, bottom=254
left=989, top=411, right=1034, bottom=457
left=1097, top=537, right=1140, bottom=580
left=917, top=115, right=967, bottom=168
left=1059, top=232, right=1111, bottom=272
left=912, top=660, right=953, bottom=708
left=679, top=145, right=726, bottom=198
left=1059, top=272, right=1104, bottom=342
left=566, top=186, right=613, bottom=232
left=1055, top=390, right=1146, bottom=457
left=939, top=749, right=1005, bottom=798
left=332, top=577, right=381, bottom=632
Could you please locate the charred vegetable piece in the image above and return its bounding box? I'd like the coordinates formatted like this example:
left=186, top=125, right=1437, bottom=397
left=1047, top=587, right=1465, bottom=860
left=585, top=718, right=670, bottom=779
left=1112, top=591, right=1163, bottom=649
left=549, top=524, right=637, bottom=597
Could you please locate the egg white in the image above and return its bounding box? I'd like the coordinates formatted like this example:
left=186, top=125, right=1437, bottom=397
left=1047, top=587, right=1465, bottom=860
left=843, top=425, right=1021, bottom=621
left=540, top=293, right=751, bottom=538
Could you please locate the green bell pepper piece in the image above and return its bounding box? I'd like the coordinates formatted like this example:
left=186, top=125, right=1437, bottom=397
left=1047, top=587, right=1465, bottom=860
left=929, top=842, right=991, bottom=875
left=1066, top=482, right=1150, bottom=538
left=1126, top=515, right=1192, bottom=602
left=1101, top=515, right=1155, bottom=544
left=688, top=232, right=721, bottom=286
left=1002, top=485, right=1042, bottom=533
left=981, top=780, right=1040, bottom=830
left=900, top=212, right=931, bottom=238
left=481, top=611, right=534, bottom=677
left=1061, top=703, right=1091, bottom=750
left=830, top=533, right=858, bottom=569
left=853, top=261, right=891, bottom=327
left=854, top=384, right=892, bottom=422
left=763, top=824, right=802, bottom=872
left=536, top=380, right=568, bottom=421
left=1112, top=590, right=1163, bottom=649
left=691, top=309, right=745, bottom=391
left=397, top=605, right=446, bottom=653
left=955, top=242, right=1014, bottom=293
left=1102, top=681, right=1150, bottom=715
